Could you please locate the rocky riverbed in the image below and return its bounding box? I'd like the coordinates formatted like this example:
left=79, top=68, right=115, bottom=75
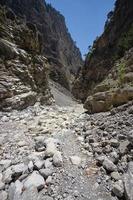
left=0, top=100, right=133, bottom=200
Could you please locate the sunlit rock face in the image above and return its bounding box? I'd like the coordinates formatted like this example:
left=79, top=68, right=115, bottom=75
left=72, top=0, right=133, bottom=112
left=0, top=6, right=53, bottom=111
left=72, top=0, right=133, bottom=102
left=1, top=0, right=83, bottom=89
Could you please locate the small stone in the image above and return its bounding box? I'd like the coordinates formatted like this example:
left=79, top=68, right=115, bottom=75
left=38, top=195, right=53, bottom=200
left=112, top=180, right=124, bottom=198
left=23, top=171, right=45, bottom=190
left=124, top=162, right=133, bottom=200
left=70, top=156, right=81, bottom=166
left=44, top=159, right=53, bottom=168
left=74, top=190, right=79, bottom=197
left=119, top=140, right=129, bottom=155
left=109, top=151, right=119, bottom=164
left=46, top=176, right=52, bottom=185
left=44, top=138, right=58, bottom=158
left=1, top=116, right=9, bottom=122
left=77, top=136, right=84, bottom=142
left=0, top=181, right=5, bottom=190
left=39, top=169, right=53, bottom=179
left=0, top=190, right=8, bottom=200
left=128, top=130, right=133, bottom=145
left=3, top=167, right=13, bottom=183
left=0, top=173, right=2, bottom=181
left=96, top=155, right=106, bottom=165
left=12, top=163, right=28, bottom=177
left=9, top=180, right=23, bottom=200
left=22, top=186, right=38, bottom=200
left=34, top=160, right=44, bottom=170
left=0, top=159, right=11, bottom=171
left=110, top=139, right=120, bottom=148
left=28, top=161, right=34, bottom=172
left=103, top=158, right=117, bottom=172
left=53, top=151, right=63, bottom=167
left=18, top=141, right=27, bottom=147
left=111, top=172, right=121, bottom=181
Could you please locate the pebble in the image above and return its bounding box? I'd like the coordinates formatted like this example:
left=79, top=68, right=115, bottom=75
left=53, top=151, right=63, bottom=167
left=39, top=169, right=53, bottom=179
left=103, top=158, right=117, bottom=172
left=0, top=190, right=8, bottom=200
left=112, top=180, right=124, bottom=198
left=70, top=156, right=81, bottom=166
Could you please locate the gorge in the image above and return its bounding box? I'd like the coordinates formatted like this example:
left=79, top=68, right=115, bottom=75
left=0, top=1, right=133, bottom=200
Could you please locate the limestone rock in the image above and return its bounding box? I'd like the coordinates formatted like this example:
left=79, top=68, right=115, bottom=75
left=23, top=171, right=45, bottom=190
left=112, top=180, right=124, bottom=198
left=53, top=151, right=63, bottom=167
left=70, top=156, right=81, bottom=166
left=124, top=162, right=133, bottom=200
left=102, top=158, right=117, bottom=172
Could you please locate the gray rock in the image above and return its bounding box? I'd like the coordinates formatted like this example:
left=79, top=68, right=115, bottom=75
left=128, top=130, right=133, bottom=145
left=111, top=172, right=121, bottom=181
left=38, top=195, right=53, bottom=200
left=96, top=155, right=106, bottom=165
left=39, top=169, right=53, bottom=179
left=34, top=160, right=44, bottom=170
left=35, top=140, right=45, bottom=152
left=0, top=173, right=2, bottom=181
left=124, top=162, right=133, bottom=200
left=70, top=156, right=81, bottom=166
left=103, top=158, right=117, bottom=172
left=23, top=171, right=45, bottom=190
left=44, top=138, right=58, bottom=158
left=12, top=163, right=28, bottom=177
left=112, top=180, right=124, bottom=198
left=53, top=151, right=63, bottom=167
left=110, top=139, right=120, bottom=148
left=22, top=186, right=38, bottom=200
left=3, top=167, right=13, bottom=183
left=0, top=181, right=5, bottom=190
left=28, top=161, right=34, bottom=172
left=46, top=176, right=52, bottom=185
left=119, top=140, right=129, bottom=155
left=0, top=159, right=11, bottom=171
left=44, top=159, right=53, bottom=169
left=9, top=180, right=23, bottom=200
left=109, top=151, right=119, bottom=163
left=0, top=190, right=8, bottom=200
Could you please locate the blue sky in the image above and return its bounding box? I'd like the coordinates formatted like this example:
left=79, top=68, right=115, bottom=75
left=46, top=0, right=115, bottom=57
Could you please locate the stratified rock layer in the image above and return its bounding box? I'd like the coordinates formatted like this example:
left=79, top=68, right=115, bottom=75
left=1, top=0, right=83, bottom=89
left=72, top=0, right=133, bottom=112
left=0, top=6, right=53, bottom=111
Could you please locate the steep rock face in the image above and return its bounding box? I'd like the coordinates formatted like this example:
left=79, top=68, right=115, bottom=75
left=72, top=0, right=133, bottom=101
left=1, top=0, right=83, bottom=89
left=0, top=6, right=53, bottom=111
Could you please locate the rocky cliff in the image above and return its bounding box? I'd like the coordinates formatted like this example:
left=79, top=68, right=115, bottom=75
left=72, top=0, right=133, bottom=112
left=0, top=6, right=53, bottom=111
left=1, top=0, right=83, bottom=89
